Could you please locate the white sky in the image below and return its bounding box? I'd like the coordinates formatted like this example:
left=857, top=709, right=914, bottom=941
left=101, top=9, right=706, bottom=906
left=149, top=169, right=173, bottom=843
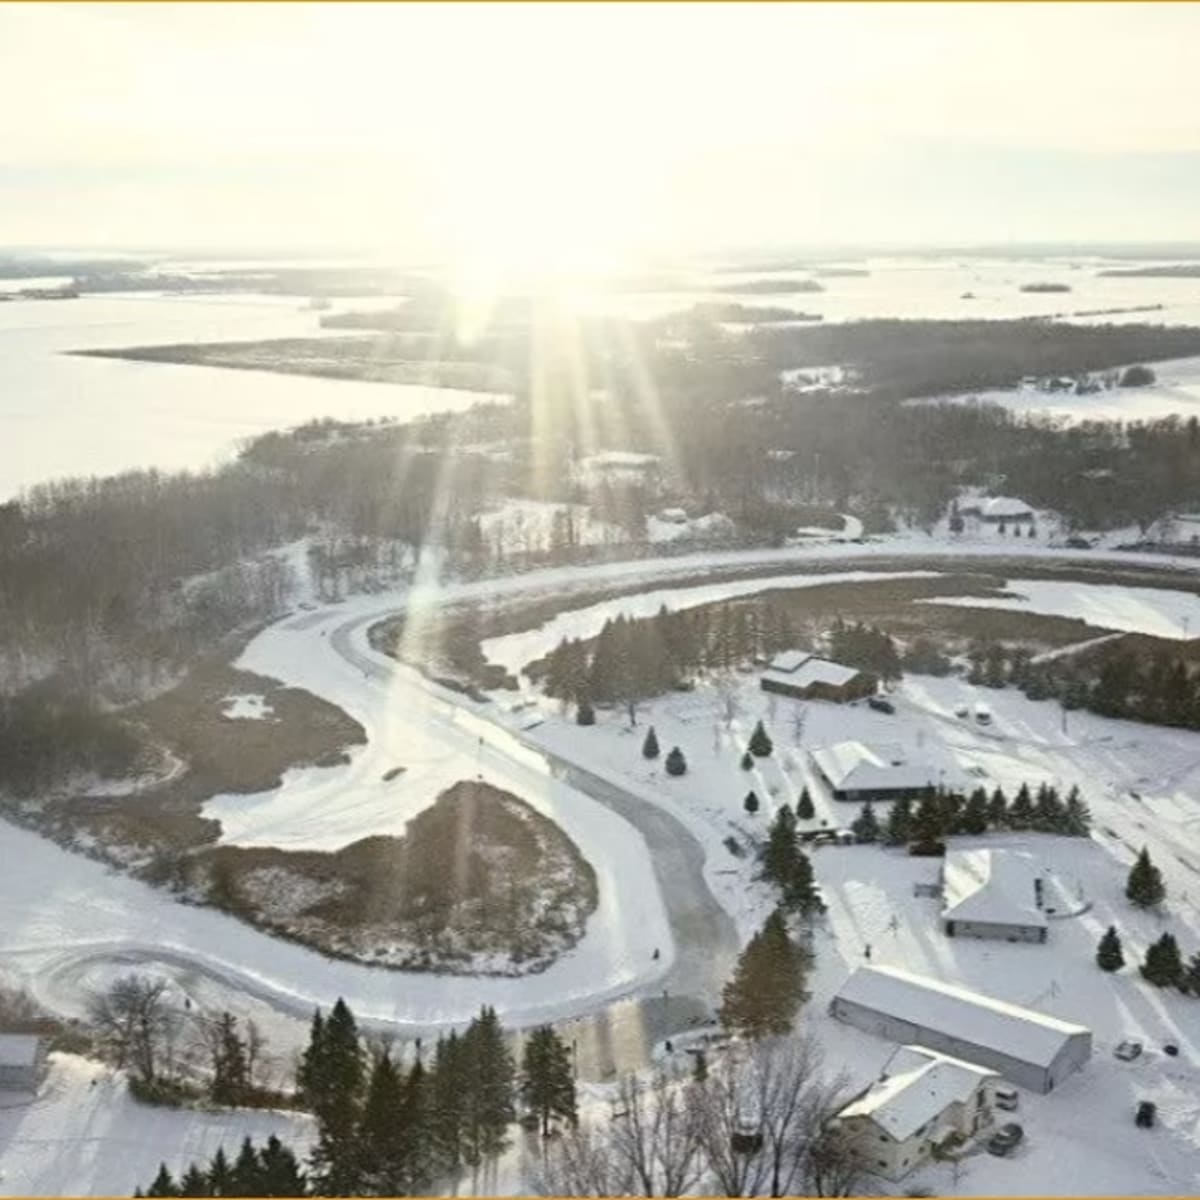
left=3, top=2, right=1200, bottom=261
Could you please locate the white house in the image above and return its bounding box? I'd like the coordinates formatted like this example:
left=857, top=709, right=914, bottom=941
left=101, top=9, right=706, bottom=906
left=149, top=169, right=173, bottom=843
left=834, top=1045, right=1000, bottom=1180
left=941, top=849, right=1048, bottom=943
left=0, top=1034, right=46, bottom=1092
left=959, top=496, right=1035, bottom=526
left=829, top=964, right=1092, bottom=1093
left=810, top=740, right=939, bottom=802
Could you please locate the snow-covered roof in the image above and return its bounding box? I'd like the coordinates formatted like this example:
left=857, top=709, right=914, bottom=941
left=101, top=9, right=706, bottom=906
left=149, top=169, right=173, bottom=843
left=811, top=741, right=937, bottom=793
left=0, top=1034, right=41, bottom=1068
left=837, top=1045, right=998, bottom=1142
left=765, top=654, right=863, bottom=687
left=579, top=451, right=661, bottom=470
left=942, top=849, right=1047, bottom=930
left=833, top=965, right=1089, bottom=1068
left=962, top=495, right=1034, bottom=519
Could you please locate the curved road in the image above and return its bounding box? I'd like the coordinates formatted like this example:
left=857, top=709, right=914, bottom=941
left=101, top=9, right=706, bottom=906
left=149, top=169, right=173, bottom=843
left=15, top=540, right=1200, bottom=1075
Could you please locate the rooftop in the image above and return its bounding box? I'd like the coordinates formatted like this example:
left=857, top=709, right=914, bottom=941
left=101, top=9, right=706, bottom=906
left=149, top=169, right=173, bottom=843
left=833, top=964, right=1090, bottom=1068
left=942, top=849, right=1048, bottom=930
left=963, top=495, right=1034, bottom=519
left=811, top=740, right=938, bottom=793
left=837, top=1044, right=999, bottom=1142
left=765, top=654, right=864, bottom=688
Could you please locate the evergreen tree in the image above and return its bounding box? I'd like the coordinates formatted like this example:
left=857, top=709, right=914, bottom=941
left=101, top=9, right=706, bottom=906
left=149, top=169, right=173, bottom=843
left=210, top=1013, right=249, bottom=1106
left=177, top=1165, right=210, bottom=1198
left=1141, top=932, right=1184, bottom=988
left=307, top=998, right=366, bottom=1195
left=781, top=848, right=824, bottom=917
left=1008, top=782, right=1035, bottom=830
left=740, top=750, right=754, bottom=771
left=910, top=794, right=944, bottom=851
left=759, top=805, right=800, bottom=887
left=1126, top=847, right=1166, bottom=909
left=357, top=1051, right=407, bottom=1194
left=1064, top=786, right=1092, bottom=836
left=431, top=1032, right=467, bottom=1178
left=520, top=1026, right=577, bottom=1137
left=575, top=696, right=595, bottom=726
left=795, top=787, right=815, bottom=821
left=147, top=1165, right=179, bottom=1198
left=664, top=746, right=687, bottom=776
left=396, top=1057, right=433, bottom=1195
left=231, top=1138, right=264, bottom=1198
left=206, top=1149, right=232, bottom=1198
left=850, top=803, right=880, bottom=844
left=962, top=787, right=989, bottom=835
left=1184, top=950, right=1200, bottom=997
left=748, top=719, right=774, bottom=757
left=1096, top=925, right=1125, bottom=972
left=743, top=790, right=760, bottom=815
left=296, top=1009, right=325, bottom=1106
left=987, top=786, right=1008, bottom=828
left=885, top=796, right=914, bottom=846
left=642, top=726, right=660, bottom=759
left=257, top=1137, right=307, bottom=1198
left=1033, top=783, right=1065, bottom=833
left=718, top=909, right=811, bottom=1039
left=460, top=1006, right=516, bottom=1168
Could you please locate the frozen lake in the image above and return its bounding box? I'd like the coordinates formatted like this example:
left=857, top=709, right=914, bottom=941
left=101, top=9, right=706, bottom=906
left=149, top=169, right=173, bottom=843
left=0, top=292, right=505, bottom=498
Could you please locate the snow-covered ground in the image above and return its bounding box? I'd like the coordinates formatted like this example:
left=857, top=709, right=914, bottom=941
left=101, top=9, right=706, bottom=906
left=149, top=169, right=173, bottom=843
left=929, top=354, right=1200, bottom=425
left=923, top=578, right=1200, bottom=639
left=0, top=1054, right=312, bottom=1198
left=220, top=694, right=274, bottom=721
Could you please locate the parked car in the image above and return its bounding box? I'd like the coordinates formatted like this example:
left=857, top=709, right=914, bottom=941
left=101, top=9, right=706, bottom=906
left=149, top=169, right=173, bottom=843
left=1163, top=1043, right=1179, bottom=1058
left=954, top=705, right=970, bottom=719
left=986, top=1123, right=1024, bottom=1156
left=1135, top=1101, right=1157, bottom=1129
left=1115, top=1040, right=1144, bottom=1062
left=974, top=704, right=993, bottom=725
left=994, top=1087, right=1019, bottom=1112
left=867, top=695, right=895, bottom=715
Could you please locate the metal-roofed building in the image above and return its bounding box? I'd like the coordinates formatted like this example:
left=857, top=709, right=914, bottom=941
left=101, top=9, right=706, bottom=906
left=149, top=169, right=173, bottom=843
left=830, top=964, right=1091, bottom=1094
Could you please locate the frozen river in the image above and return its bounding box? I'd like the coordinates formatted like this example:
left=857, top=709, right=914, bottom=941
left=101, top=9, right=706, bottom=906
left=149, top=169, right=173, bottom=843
left=0, top=291, right=504, bottom=498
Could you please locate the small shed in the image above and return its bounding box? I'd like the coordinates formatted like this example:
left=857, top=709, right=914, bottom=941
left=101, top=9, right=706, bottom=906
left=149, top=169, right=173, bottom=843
left=941, top=849, right=1048, bottom=943
left=0, top=1034, right=46, bottom=1092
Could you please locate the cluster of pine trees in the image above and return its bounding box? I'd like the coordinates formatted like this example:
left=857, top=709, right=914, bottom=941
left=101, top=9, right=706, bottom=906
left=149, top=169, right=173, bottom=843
left=140, top=999, right=576, bottom=1198
left=827, top=620, right=901, bottom=681
left=538, top=601, right=801, bottom=710
left=718, top=908, right=812, bottom=1040
left=849, top=782, right=1091, bottom=849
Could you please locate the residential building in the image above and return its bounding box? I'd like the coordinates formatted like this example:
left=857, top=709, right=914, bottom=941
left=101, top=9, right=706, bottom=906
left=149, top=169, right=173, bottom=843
left=811, top=740, right=938, bottom=802
left=760, top=653, right=876, bottom=704
left=941, top=849, right=1048, bottom=943
left=830, top=964, right=1091, bottom=1093
left=834, top=1044, right=1000, bottom=1180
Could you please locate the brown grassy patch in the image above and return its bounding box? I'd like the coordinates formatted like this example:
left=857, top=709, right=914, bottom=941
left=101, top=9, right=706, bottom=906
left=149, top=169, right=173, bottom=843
left=191, top=780, right=598, bottom=975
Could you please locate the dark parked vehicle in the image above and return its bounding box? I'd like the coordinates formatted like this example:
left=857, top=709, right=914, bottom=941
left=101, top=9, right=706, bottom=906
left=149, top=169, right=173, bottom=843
left=867, top=695, right=895, bottom=714
left=1136, top=1101, right=1157, bottom=1129
left=1163, top=1043, right=1179, bottom=1057
left=987, top=1123, right=1025, bottom=1156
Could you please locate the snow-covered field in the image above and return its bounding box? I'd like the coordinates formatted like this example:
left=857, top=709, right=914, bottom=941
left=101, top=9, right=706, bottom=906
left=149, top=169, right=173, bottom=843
left=930, top=355, right=1200, bottom=425
left=0, top=1054, right=312, bottom=1197
left=923, top=578, right=1200, bottom=639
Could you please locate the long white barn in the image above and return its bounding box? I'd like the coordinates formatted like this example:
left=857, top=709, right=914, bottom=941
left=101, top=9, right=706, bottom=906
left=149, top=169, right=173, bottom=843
left=830, top=964, right=1091, bottom=1094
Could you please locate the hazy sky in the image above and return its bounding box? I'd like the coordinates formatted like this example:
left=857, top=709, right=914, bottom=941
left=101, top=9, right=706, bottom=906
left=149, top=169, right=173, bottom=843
left=4, top=2, right=1200, bottom=264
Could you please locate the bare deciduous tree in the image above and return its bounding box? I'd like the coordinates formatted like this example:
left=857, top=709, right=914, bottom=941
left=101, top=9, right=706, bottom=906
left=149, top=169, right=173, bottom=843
left=87, top=974, right=178, bottom=1083
left=608, top=1067, right=704, bottom=1197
